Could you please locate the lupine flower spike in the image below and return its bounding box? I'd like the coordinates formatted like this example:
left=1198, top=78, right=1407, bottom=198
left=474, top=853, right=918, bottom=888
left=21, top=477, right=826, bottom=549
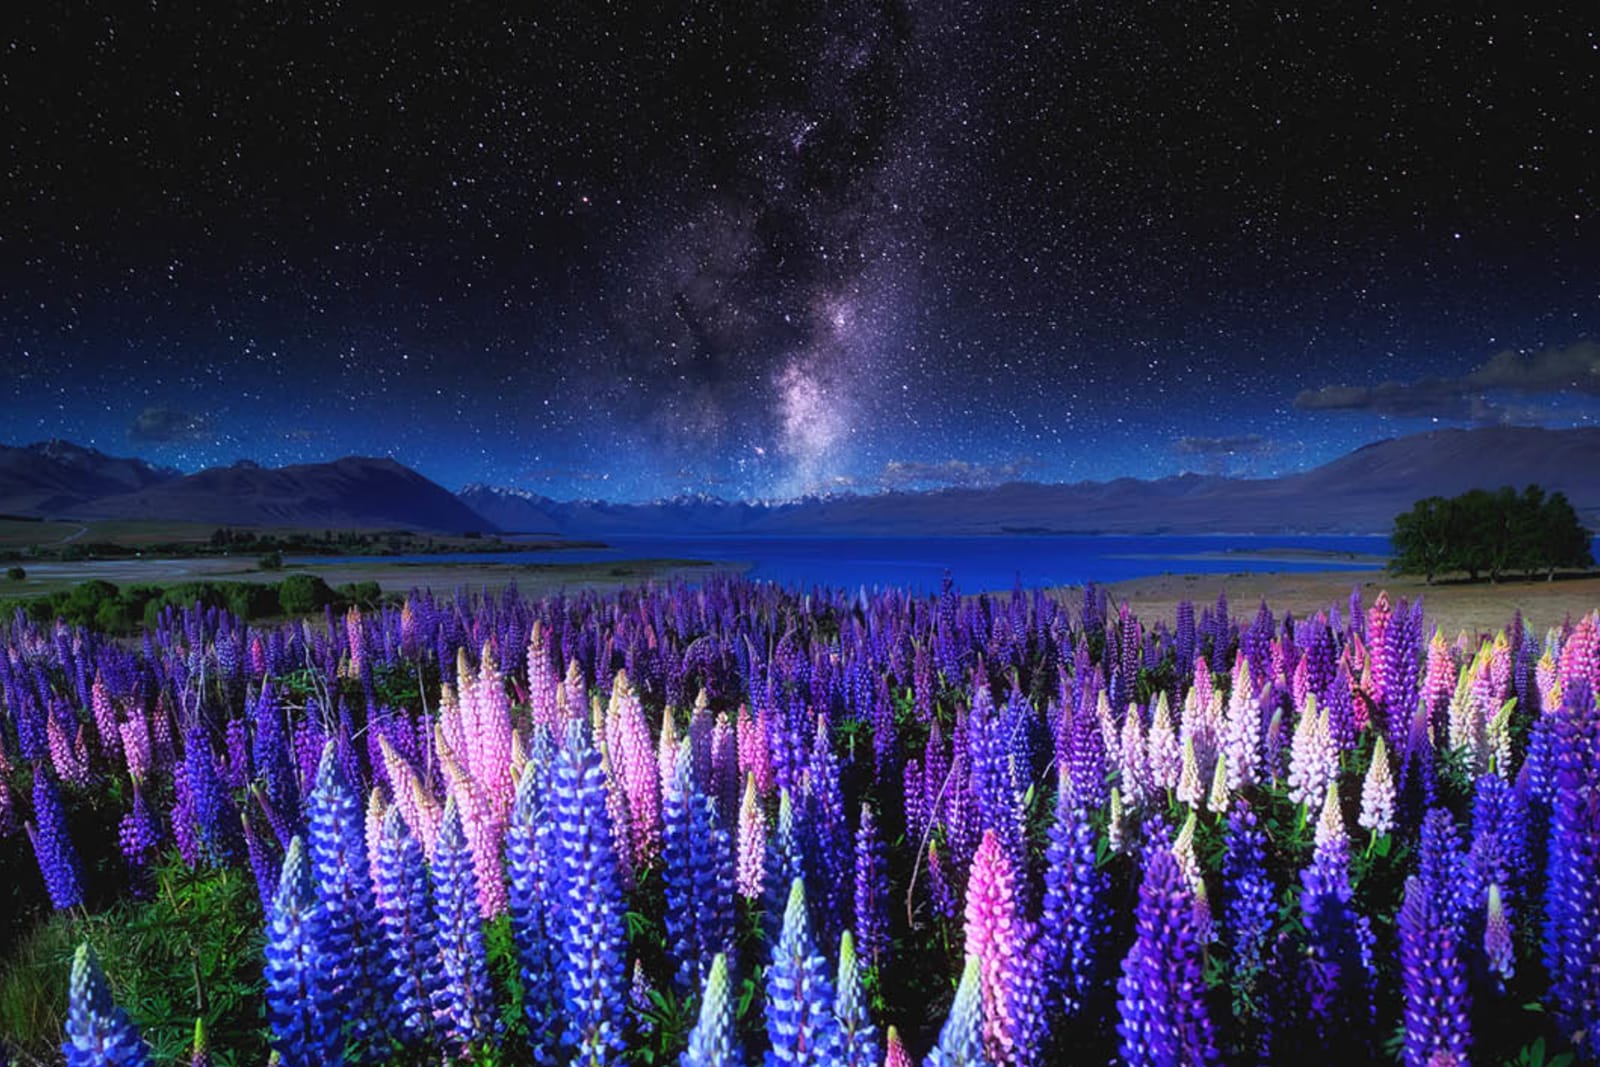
left=681, top=952, right=742, bottom=1067
left=63, top=943, right=152, bottom=1067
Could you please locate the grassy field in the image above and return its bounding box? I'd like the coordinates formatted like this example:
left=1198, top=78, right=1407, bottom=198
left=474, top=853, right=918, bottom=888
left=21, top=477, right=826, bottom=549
left=1099, top=567, right=1600, bottom=638
left=0, top=518, right=86, bottom=548
left=1, top=555, right=744, bottom=601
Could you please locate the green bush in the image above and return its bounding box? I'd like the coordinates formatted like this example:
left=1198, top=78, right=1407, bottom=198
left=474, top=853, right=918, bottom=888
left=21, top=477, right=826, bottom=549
left=4, top=566, right=23, bottom=581
left=277, top=573, right=333, bottom=615
left=257, top=550, right=283, bottom=571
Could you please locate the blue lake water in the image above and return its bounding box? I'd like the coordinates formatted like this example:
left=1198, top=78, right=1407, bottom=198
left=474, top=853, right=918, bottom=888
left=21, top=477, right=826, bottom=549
left=301, top=534, right=1396, bottom=595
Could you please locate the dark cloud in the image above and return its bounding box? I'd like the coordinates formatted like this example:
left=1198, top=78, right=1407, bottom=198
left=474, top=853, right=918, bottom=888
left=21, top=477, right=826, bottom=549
left=128, top=406, right=213, bottom=444
left=878, top=457, right=1035, bottom=490
left=1172, top=434, right=1274, bottom=457
left=1294, top=341, right=1600, bottom=420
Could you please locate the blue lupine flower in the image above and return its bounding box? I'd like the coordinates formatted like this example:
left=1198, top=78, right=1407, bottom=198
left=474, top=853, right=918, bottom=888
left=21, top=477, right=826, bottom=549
left=766, top=878, right=842, bottom=1067
left=63, top=943, right=151, bottom=1067
left=28, top=767, right=83, bottom=911
left=1039, top=778, right=1106, bottom=1021
left=664, top=738, right=738, bottom=990
left=263, top=837, right=339, bottom=1067
left=508, top=751, right=561, bottom=1064
left=1115, top=848, right=1220, bottom=1067
left=307, top=743, right=392, bottom=1055
left=552, top=721, right=629, bottom=1067
left=853, top=804, right=890, bottom=971
left=926, top=956, right=990, bottom=1067
left=682, top=952, right=743, bottom=1067
left=432, top=795, right=499, bottom=1054
left=1398, top=875, right=1471, bottom=1066
left=836, top=930, right=881, bottom=1067
left=373, top=807, right=443, bottom=1046
left=1222, top=800, right=1275, bottom=1005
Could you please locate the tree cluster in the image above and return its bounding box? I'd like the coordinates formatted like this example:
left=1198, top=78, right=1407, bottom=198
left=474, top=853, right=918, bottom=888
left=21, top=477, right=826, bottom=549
left=1390, top=484, right=1593, bottom=584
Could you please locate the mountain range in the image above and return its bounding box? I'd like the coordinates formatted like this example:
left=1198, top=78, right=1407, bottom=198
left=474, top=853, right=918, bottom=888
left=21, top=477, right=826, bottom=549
left=3, top=427, right=1597, bottom=536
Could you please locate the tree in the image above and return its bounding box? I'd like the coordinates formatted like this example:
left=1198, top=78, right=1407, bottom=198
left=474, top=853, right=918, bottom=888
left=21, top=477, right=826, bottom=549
left=1390, top=484, right=1593, bottom=584
left=1390, top=496, right=1452, bottom=584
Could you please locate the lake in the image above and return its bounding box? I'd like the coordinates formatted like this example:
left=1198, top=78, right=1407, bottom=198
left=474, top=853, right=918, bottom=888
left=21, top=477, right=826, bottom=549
left=300, top=534, right=1395, bottom=595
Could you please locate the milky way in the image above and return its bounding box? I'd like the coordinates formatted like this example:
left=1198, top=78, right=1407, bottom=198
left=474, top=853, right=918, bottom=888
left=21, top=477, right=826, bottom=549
left=3, top=3, right=1597, bottom=499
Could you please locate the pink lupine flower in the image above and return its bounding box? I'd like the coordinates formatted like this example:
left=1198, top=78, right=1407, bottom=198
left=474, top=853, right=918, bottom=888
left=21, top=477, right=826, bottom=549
left=1366, top=591, right=1392, bottom=710
left=1118, top=705, right=1151, bottom=811
left=526, top=621, right=560, bottom=732
left=91, top=673, right=121, bottom=765
left=49, top=715, right=91, bottom=789
left=1146, top=694, right=1181, bottom=793
left=120, top=709, right=153, bottom=784
left=883, top=1025, right=914, bottom=1067
left=736, top=772, right=767, bottom=899
left=1222, top=656, right=1263, bottom=791
left=1556, top=612, right=1597, bottom=694
left=606, top=670, right=661, bottom=865
left=964, top=830, right=1038, bottom=1067
left=737, top=703, right=775, bottom=799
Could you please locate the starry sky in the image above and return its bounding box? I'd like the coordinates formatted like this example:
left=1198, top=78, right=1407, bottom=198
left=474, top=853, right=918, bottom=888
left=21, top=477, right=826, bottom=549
left=4, top=3, right=1598, bottom=501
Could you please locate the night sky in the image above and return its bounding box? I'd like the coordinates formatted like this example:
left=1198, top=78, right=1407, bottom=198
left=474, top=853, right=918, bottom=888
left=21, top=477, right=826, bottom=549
left=4, top=4, right=1597, bottom=501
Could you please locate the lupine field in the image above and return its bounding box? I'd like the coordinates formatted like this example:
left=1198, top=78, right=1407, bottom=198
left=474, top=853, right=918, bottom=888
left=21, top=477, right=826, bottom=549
left=4, top=574, right=1599, bottom=1066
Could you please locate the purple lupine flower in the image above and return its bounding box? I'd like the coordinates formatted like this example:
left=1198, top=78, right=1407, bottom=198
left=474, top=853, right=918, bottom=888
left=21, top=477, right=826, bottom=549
left=1485, top=883, right=1515, bottom=987
left=1417, top=808, right=1471, bottom=939
left=306, top=743, right=393, bottom=1055
left=552, top=722, right=629, bottom=1067
left=240, top=805, right=281, bottom=918
left=1039, top=773, right=1105, bottom=1022
left=263, top=837, right=339, bottom=1067
left=1543, top=679, right=1600, bottom=1051
left=251, top=683, right=300, bottom=845
left=28, top=768, right=83, bottom=910
left=681, top=952, right=742, bottom=1067
left=836, top=929, right=881, bottom=1067
left=854, top=804, right=891, bottom=971
left=432, top=796, right=499, bottom=1054
left=373, top=807, right=443, bottom=1047
left=763, top=788, right=805, bottom=942
left=1470, top=771, right=1528, bottom=904
left=1398, top=875, right=1471, bottom=1067
left=766, top=878, right=843, bottom=1067
left=117, top=781, right=161, bottom=878
left=1115, top=847, right=1220, bottom=1067
left=1297, top=810, right=1377, bottom=1059
left=184, top=726, right=239, bottom=866
left=63, top=943, right=151, bottom=1067
left=1061, top=699, right=1108, bottom=813
left=508, top=753, right=561, bottom=1064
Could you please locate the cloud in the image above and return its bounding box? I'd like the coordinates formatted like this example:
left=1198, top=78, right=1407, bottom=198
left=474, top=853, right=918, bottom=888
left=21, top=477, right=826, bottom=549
left=1172, top=433, right=1275, bottom=458
left=1293, top=341, right=1600, bottom=421
left=877, top=457, right=1036, bottom=490
left=128, top=406, right=213, bottom=444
